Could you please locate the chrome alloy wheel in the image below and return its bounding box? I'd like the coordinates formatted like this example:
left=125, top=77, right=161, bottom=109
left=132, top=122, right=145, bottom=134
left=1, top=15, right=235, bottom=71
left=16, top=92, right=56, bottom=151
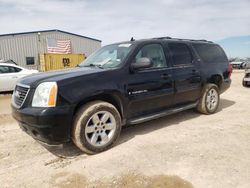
left=85, top=111, right=116, bottom=147
left=206, top=88, right=218, bottom=111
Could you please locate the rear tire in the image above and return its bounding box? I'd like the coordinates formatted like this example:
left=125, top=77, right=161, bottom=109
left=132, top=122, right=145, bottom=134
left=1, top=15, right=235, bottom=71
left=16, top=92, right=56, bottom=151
left=72, top=101, right=122, bottom=154
left=197, top=84, right=220, bottom=114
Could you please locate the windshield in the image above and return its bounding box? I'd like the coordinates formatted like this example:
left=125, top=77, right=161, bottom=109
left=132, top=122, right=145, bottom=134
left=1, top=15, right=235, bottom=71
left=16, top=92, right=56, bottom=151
left=78, top=43, right=133, bottom=69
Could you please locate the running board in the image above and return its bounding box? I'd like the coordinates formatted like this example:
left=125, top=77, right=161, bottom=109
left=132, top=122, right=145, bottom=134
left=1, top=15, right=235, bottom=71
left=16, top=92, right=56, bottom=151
left=129, top=102, right=198, bottom=125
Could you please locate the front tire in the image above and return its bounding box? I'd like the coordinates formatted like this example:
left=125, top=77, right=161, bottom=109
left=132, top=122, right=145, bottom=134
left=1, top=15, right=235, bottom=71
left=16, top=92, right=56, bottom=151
left=72, top=101, right=122, bottom=154
left=197, top=84, right=220, bottom=114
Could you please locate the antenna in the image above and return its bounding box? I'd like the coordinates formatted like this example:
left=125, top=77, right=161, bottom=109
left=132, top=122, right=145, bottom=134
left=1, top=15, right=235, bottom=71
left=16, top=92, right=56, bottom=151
left=130, top=37, right=135, bottom=41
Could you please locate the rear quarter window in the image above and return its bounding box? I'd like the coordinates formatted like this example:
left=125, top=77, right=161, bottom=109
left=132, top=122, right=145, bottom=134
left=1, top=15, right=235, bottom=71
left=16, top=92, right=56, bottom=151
left=192, top=43, right=228, bottom=64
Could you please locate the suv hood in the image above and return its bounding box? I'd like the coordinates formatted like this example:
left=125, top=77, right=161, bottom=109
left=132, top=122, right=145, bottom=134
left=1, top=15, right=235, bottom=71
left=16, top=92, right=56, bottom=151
left=18, top=67, right=106, bottom=88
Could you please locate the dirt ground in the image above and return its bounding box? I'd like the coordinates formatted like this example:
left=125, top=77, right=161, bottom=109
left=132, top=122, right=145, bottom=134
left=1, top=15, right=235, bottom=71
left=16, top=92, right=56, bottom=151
left=0, top=71, right=250, bottom=188
left=0, top=95, right=11, bottom=115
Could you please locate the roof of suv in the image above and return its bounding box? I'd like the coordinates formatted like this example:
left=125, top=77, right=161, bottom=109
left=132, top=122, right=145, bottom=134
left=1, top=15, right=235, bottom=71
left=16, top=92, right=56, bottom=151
left=116, top=37, right=214, bottom=45
left=153, top=37, right=213, bottom=43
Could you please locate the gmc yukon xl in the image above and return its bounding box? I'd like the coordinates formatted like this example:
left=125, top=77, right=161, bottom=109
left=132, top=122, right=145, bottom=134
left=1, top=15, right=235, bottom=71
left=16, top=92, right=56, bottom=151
left=11, top=37, right=232, bottom=154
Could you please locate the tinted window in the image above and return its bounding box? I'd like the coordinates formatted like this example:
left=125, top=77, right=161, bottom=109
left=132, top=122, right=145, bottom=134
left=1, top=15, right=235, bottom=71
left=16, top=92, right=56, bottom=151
left=14, top=67, right=22, bottom=72
left=0, top=66, right=8, bottom=73
left=193, top=43, right=228, bottom=63
left=135, top=44, right=167, bottom=68
left=0, top=66, right=21, bottom=74
left=168, top=43, right=192, bottom=66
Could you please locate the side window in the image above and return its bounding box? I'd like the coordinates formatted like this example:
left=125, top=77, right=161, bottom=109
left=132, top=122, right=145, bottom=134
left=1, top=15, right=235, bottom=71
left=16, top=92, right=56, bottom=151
left=14, top=67, right=22, bottom=72
left=135, top=44, right=167, bottom=68
left=168, top=43, right=192, bottom=66
left=8, top=66, right=17, bottom=73
left=0, top=66, right=10, bottom=74
left=0, top=66, right=21, bottom=74
left=192, top=44, right=228, bottom=63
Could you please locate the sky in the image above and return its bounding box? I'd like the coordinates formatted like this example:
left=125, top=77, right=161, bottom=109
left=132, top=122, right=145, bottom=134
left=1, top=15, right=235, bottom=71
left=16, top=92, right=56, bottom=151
left=217, top=36, right=250, bottom=58
left=0, top=0, right=249, bottom=56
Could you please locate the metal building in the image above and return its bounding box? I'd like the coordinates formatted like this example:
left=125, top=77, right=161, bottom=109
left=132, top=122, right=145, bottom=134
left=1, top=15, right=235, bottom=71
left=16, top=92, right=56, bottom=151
left=0, top=29, right=101, bottom=70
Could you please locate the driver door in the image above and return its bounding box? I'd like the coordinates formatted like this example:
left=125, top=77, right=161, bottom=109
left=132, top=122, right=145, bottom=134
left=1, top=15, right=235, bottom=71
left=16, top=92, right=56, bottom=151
left=126, top=43, right=174, bottom=118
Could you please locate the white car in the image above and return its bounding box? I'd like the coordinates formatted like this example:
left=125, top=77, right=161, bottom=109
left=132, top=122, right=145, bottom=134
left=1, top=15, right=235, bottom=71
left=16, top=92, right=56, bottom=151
left=230, top=61, right=246, bottom=69
left=0, top=63, right=38, bottom=92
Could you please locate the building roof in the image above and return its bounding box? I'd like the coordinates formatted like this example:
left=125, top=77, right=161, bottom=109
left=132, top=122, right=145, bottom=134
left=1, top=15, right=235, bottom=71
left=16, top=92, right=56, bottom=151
left=0, top=29, right=101, bottom=42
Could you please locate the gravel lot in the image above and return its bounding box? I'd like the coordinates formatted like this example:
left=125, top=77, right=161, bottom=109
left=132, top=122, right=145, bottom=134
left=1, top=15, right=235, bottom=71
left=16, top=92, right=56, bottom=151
left=0, top=71, right=250, bottom=188
left=0, top=95, right=11, bottom=115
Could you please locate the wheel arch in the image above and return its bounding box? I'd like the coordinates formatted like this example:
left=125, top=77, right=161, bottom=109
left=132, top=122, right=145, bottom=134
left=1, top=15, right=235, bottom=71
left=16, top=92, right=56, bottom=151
left=73, top=91, right=126, bottom=122
left=208, top=74, right=223, bottom=89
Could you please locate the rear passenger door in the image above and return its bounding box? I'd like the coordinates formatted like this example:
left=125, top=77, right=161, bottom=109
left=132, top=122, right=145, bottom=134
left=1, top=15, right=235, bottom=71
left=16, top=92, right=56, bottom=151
left=167, top=42, right=201, bottom=106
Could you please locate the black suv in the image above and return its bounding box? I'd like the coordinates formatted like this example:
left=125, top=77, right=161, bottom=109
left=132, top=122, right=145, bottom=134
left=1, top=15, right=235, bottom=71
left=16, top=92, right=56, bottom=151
left=12, top=37, right=232, bottom=154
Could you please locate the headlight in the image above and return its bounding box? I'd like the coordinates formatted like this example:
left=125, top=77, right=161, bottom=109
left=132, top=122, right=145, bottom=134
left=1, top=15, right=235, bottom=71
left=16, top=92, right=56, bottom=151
left=32, top=82, right=58, bottom=107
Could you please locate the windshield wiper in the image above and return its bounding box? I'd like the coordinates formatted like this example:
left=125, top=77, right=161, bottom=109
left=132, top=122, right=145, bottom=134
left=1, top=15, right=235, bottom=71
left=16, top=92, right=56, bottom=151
left=80, top=64, right=104, bottom=69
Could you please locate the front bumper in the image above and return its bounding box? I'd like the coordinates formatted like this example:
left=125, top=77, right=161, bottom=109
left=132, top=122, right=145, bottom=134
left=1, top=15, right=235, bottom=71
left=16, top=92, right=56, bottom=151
left=12, top=105, right=74, bottom=145
left=220, top=78, right=231, bottom=94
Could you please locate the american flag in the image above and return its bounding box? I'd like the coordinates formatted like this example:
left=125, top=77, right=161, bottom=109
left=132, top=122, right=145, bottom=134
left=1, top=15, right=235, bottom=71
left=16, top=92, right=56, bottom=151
left=47, top=38, right=72, bottom=54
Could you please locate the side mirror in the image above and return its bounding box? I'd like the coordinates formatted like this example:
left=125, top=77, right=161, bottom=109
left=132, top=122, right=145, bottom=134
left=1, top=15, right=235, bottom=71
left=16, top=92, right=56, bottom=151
left=130, top=57, right=153, bottom=71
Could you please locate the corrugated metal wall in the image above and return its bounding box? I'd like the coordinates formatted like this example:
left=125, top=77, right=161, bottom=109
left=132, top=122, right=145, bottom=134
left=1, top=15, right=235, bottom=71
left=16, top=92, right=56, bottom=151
left=0, top=34, right=38, bottom=69
left=0, top=31, right=101, bottom=70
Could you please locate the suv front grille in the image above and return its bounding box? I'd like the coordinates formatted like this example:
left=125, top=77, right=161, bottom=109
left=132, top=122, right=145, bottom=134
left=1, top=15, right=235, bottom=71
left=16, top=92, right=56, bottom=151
left=13, top=85, right=30, bottom=108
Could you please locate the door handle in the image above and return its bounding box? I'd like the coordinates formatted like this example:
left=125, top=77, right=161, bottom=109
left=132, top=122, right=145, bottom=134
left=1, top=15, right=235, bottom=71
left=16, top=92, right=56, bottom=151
left=161, top=74, right=171, bottom=79
left=12, top=76, right=18, bottom=79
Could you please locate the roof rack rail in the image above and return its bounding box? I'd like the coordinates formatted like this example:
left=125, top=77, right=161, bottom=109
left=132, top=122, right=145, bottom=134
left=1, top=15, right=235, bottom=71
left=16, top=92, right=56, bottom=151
left=153, top=36, right=172, bottom=39
left=173, top=38, right=209, bottom=42
left=154, top=37, right=213, bottom=43
left=193, top=39, right=213, bottom=43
